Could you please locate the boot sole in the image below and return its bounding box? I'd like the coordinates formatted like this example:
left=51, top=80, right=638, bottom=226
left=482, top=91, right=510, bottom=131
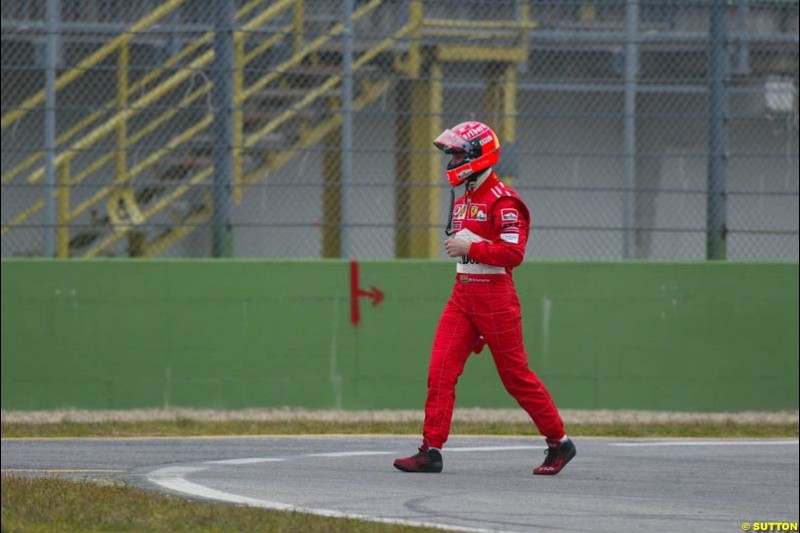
left=393, top=462, right=443, bottom=473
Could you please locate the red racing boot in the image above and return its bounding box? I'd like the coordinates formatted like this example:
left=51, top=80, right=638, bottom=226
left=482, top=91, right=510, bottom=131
left=533, top=438, right=576, bottom=475
left=393, top=440, right=443, bottom=473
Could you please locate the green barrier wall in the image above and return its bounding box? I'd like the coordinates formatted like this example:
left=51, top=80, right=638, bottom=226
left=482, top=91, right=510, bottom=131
left=2, top=260, right=797, bottom=411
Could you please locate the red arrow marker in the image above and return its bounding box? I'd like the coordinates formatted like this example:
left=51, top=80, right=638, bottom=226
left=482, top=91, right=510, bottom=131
left=350, top=260, right=383, bottom=325
left=358, top=286, right=384, bottom=307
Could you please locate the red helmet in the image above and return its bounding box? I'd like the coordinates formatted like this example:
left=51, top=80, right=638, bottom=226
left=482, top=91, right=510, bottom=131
left=433, top=121, right=501, bottom=187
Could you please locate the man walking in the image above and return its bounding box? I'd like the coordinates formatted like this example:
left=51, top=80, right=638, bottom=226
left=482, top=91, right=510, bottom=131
left=393, top=121, right=576, bottom=476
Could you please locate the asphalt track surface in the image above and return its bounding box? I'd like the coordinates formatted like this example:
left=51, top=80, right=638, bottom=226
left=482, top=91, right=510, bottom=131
left=2, top=435, right=798, bottom=532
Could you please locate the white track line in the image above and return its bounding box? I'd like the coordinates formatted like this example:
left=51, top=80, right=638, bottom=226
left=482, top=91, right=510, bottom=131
left=205, top=458, right=287, bottom=465
left=147, top=441, right=797, bottom=533
left=610, top=440, right=799, bottom=447
left=305, top=451, right=395, bottom=458
left=148, top=466, right=291, bottom=508
left=147, top=464, right=508, bottom=533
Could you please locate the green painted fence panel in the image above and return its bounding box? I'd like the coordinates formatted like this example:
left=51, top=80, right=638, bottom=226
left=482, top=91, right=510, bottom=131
left=2, top=260, right=797, bottom=411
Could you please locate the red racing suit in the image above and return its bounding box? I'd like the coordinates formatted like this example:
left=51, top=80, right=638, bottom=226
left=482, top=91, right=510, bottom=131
left=423, top=171, right=565, bottom=448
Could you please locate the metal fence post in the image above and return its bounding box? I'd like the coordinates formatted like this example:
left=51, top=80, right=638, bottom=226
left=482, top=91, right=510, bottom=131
left=232, top=32, right=244, bottom=205
left=43, top=0, right=61, bottom=257
left=734, top=0, right=751, bottom=75
left=622, top=0, right=639, bottom=259
left=707, top=0, right=730, bottom=260
left=340, top=0, right=354, bottom=259
left=212, top=0, right=235, bottom=257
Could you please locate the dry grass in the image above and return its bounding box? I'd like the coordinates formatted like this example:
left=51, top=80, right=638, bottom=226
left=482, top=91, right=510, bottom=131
left=1, top=475, right=441, bottom=533
left=1, top=408, right=797, bottom=439
left=3, top=407, right=798, bottom=425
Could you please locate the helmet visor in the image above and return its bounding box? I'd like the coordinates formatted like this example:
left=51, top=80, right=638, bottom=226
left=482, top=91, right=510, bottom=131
left=433, top=129, right=470, bottom=154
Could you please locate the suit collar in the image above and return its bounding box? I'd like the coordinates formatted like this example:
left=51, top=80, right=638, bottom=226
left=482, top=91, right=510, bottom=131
left=468, top=170, right=499, bottom=199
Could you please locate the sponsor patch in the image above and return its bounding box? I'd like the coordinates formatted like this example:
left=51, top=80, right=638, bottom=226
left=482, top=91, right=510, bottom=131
left=453, top=204, right=467, bottom=220
left=452, top=220, right=463, bottom=231
left=468, top=204, right=488, bottom=221
left=501, top=208, right=518, bottom=222
left=463, top=124, right=489, bottom=138
left=500, top=233, right=519, bottom=244
left=501, top=222, right=519, bottom=232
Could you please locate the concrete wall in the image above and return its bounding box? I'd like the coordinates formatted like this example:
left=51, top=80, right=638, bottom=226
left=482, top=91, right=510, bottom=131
left=2, top=259, right=797, bottom=411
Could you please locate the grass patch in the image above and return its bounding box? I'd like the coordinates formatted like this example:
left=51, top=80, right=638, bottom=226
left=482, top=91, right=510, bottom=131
left=1, top=475, right=440, bottom=533
left=2, top=419, right=797, bottom=439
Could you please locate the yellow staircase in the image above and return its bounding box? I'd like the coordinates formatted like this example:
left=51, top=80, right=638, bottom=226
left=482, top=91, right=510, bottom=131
left=1, top=0, right=532, bottom=258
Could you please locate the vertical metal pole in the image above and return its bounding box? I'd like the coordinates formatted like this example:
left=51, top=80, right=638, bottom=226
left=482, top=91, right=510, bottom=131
left=212, top=0, right=235, bottom=257
left=707, top=0, right=729, bottom=260
left=733, top=0, right=750, bottom=75
left=322, top=112, right=342, bottom=258
left=622, top=0, right=638, bottom=259
left=340, top=0, right=354, bottom=258
left=167, top=9, right=181, bottom=58
left=116, top=44, right=129, bottom=184
left=232, top=33, right=244, bottom=205
left=43, top=0, right=60, bottom=257
left=515, top=0, right=529, bottom=75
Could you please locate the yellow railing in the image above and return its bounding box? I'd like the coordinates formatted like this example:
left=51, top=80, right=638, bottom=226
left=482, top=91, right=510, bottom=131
left=1, top=30, right=209, bottom=186
left=135, top=80, right=394, bottom=258
left=238, top=78, right=393, bottom=195
left=0, top=0, right=188, bottom=132
left=23, top=0, right=294, bottom=186
left=0, top=0, right=277, bottom=186
left=3, top=0, right=530, bottom=257
left=0, top=0, right=295, bottom=243
left=82, top=0, right=391, bottom=258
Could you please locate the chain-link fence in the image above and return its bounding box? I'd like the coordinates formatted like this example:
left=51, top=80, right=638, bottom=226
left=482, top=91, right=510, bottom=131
left=2, top=0, right=798, bottom=260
